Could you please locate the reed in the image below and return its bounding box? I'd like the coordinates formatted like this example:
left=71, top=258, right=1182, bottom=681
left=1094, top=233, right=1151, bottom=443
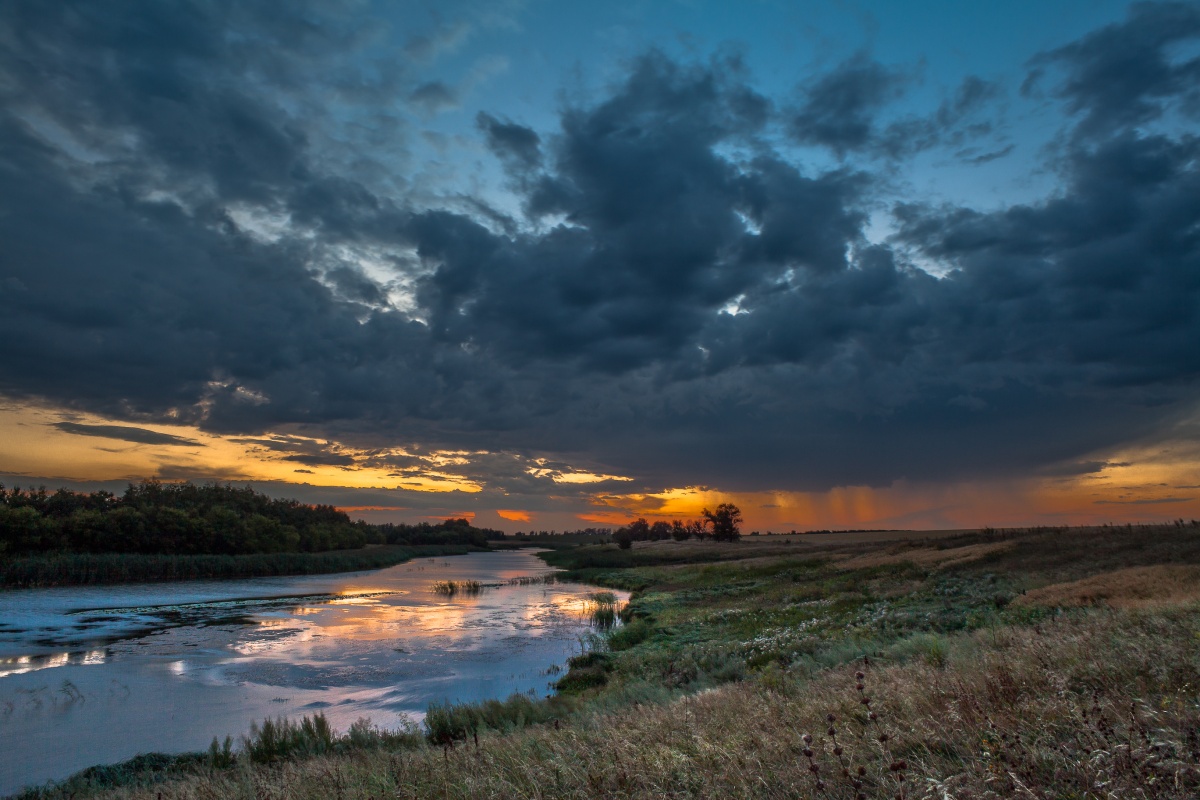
left=429, top=579, right=484, bottom=596
left=506, top=574, right=560, bottom=585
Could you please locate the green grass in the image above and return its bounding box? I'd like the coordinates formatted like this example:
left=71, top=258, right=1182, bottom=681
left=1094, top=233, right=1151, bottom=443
left=0, top=545, right=477, bottom=590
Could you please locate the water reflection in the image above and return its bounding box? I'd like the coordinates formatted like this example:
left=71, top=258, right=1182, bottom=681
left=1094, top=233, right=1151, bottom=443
left=0, top=550, right=627, bottom=795
left=0, top=649, right=109, bottom=678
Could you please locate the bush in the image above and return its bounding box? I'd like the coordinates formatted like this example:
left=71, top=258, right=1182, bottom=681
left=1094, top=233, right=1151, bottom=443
left=425, top=694, right=557, bottom=746
left=567, top=652, right=612, bottom=670
left=555, top=666, right=609, bottom=692
left=244, top=715, right=335, bottom=763
left=608, top=618, right=654, bottom=651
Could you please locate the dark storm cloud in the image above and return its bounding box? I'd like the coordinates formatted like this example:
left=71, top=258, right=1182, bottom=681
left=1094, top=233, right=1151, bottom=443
left=477, top=112, right=542, bottom=169
left=324, top=266, right=390, bottom=306
left=413, top=53, right=792, bottom=372
left=53, top=423, right=201, bottom=447
left=1030, top=1, right=1200, bottom=138
left=0, top=0, right=452, bottom=434
left=279, top=453, right=357, bottom=468
left=790, top=54, right=908, bottom=154
left=2, top=2, right=1199, bottom=497
left=891, top=131, right=1200, bottom=393
left=789, top=57, right=1004, bottom=160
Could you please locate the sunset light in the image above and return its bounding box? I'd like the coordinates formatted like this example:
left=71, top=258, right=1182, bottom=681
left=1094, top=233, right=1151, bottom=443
left=3, top=3, right=1200, bottom=797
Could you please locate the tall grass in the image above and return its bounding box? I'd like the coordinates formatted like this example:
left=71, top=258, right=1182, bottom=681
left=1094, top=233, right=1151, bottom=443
left=239, top=713, right=423, bottom=765
left=424, top=694, right=558, bottom=747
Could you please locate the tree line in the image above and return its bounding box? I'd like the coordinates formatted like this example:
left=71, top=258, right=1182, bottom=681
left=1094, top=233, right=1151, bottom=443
left=0, top=481, right=505, bottom=556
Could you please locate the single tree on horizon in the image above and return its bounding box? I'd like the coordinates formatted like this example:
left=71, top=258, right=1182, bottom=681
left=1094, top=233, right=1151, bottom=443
left=702, top=503, right=743, bottom=542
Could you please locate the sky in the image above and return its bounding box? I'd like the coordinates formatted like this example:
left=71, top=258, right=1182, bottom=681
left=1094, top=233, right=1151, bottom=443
left=1, top=0, right=1199, bottom=532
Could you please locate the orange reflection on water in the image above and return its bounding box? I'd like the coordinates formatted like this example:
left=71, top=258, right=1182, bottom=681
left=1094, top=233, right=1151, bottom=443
left=0, top=649, right=108, bottom=677
left=227, top=582, right=613, bottom=662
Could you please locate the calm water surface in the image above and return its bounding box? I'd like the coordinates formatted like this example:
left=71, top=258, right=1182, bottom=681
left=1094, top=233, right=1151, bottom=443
left=0, top=550, right=625, bottom=795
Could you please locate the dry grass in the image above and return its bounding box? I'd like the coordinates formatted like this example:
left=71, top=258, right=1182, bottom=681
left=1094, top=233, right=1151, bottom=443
left=836, top=541, right=1015, bottom=570
left=1016, top=564, right=1200, bottom=609
left=65, top=609, right=1200, bottom=800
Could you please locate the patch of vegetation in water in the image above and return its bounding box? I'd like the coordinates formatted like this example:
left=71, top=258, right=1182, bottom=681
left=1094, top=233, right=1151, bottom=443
left=429, top=579, right=483, bottom=596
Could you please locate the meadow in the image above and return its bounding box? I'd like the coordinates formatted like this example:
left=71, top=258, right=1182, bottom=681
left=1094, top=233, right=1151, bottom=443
left=13, top=522, right=1200, bottom=799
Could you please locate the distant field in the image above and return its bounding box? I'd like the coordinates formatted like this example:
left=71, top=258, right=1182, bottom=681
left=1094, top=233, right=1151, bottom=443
left=764, top=528, right=977, bottom=544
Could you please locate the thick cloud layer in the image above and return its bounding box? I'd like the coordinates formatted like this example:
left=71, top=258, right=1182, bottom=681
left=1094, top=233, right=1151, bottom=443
left=1, top=2, right=1198, bottom=495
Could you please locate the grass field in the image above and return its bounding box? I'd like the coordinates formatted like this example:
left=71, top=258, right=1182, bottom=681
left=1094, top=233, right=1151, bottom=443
left=0, top=544, right=477, bottom=590
left=14, top=522, right=1200, bottom=799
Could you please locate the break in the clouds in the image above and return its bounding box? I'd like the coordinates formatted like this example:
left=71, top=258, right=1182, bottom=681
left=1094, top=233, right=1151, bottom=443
left=1, top=1, right=1198, bottom=524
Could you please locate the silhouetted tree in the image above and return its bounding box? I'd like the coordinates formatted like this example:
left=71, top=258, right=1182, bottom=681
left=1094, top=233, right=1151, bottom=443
left=628, top=518, right=650, bottom=541
left=702, top=503, right=743, bottom=542
left=614, top=527, right=633, bottom=549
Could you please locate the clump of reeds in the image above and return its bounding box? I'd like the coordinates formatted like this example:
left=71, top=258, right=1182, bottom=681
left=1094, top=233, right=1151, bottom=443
left=430, top=579, right=483, bottom=596
left=425, top=693, right=557, bottom=748
left=239, top=713, right=423, bottom=765
left=243, top=714, right=336, bottom=763
left=507, top=574, right=560, bottom=585
left=587, top=591, right=621, bottom=629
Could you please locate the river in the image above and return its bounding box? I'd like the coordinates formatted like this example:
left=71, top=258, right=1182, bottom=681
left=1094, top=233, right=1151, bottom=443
left=0, top=549, right=625, bottom=795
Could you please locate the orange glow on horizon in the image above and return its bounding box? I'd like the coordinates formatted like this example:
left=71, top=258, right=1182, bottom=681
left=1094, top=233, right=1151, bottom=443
left=336, top=505, right=409, bottom=513
left=2, top=397, right=1198, bottom=532
left=575, top=511, right=639, bottom=526
left=585, top=442, right=1200, bottom=530
left=0, top=400, right=484, bottom=493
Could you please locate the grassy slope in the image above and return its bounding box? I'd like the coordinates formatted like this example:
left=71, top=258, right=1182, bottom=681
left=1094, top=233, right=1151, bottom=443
left=0, top=544, right=478, bottom=590
left=14, top=524, right=1200, bottom=799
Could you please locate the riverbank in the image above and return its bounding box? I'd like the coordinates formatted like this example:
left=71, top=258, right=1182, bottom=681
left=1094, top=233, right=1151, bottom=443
left=11, top=523, right=1200, bottom=799
left=0, top=544, right=479, bottom=590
